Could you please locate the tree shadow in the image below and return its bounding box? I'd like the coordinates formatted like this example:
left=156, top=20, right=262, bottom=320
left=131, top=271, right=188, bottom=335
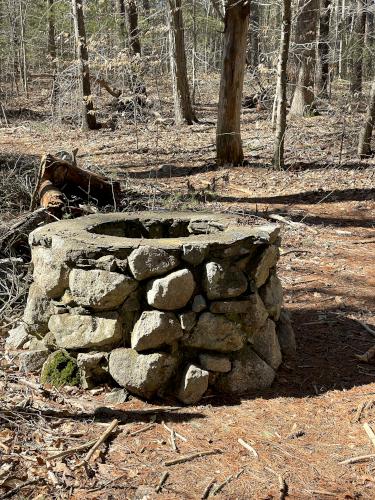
left=203, top=305, right=375, bottom=407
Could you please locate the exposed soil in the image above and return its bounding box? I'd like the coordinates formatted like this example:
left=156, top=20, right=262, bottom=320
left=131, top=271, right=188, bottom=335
left=0, top=78, right=374, bottom=499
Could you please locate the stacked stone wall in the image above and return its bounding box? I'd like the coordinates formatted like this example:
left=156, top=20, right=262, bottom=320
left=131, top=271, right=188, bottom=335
left=6, top=212, right=295, bottom=404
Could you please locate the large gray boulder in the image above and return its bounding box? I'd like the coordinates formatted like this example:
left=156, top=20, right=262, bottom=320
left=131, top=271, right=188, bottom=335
left=18, top=349, right=49, bottom=373
left=49, top=312, right=122, bottom=349
left=259, top=274, right=283, bottom=321
left=131, top=311, right=183, bottom=352
left=32, top=246, right=69, bottom=298
left=251, top=245, right=279, bottom=288
left=5, top=324, right=30, bottom=350
left=109, top=348, right=177, bottom=399
left=184, top=312, right=244, bottom=352
left=182, top=243, right=208, bottom=266
left=199, top=353, right=231, bottom=373
left=215, top=346, right=275, bottom=395
left=69, top=269, right=138, bottom=311
left=203, top=261, right=248, bottom=300
left=146, top=269, right=195, bottom=310
left=23, top=283, right=53, bottom=335
left=249, top=318, right=282, bottom=370
left=77, top=352, right=109, bottom=389
left=238, top=293, right=269, bottom=336
left=128, top=246, right=179, bottom=280
left=176, top=364, right=209, bottom=404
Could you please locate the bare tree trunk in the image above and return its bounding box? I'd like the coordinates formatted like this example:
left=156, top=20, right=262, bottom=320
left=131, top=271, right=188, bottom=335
left=47, top=0, right=56, bottom=65
left=216, top=0, right=250, bottom=166
left=116, top=0, right=126, bottom=48
left=19, top=0, right=28, bottom=96
left=143, top=0, right=150, bottom=14
left=72, top=0, right=98, bottom=130
left=290, top=0, right=320, bottom=116
left=127, top=0, right=141, bottom=56
left=317, top=0, right=332, bottom=97
left=273, top=0, right=292, bottom=170
left=358, top=79, right=375, bottom=157
left=248, top=1, right=260, bottom=69
left=168, top=0, right=197, bottom=125
left=350, top=0, right=366, bottom=94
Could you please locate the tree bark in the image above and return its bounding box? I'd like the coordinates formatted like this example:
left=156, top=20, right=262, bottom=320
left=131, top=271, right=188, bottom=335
left=273, top=0, right=292, bottom=170
left=72, top=0, right=98, bottom=130
left=216, top=0, right=250, bottom=166
left=47, top=0, right=56, bottom=65
left=248, top=1, right=259, bottom=69
left=290, top=0, right=320, bottom=116
left=168, top=0, right=197, bottom=125
left=317, top=0, right=332, bottom=97
left=127, top=0, right=141, bottom=56
left=116, top=0, right=126, bottom=48
left=358, top=79, right=375, bottom=157
left=350, top=0, right=366, bottom=94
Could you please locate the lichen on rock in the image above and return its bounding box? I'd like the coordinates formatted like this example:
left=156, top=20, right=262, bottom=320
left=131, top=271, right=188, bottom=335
left=40, top=350, right=80, bottom=387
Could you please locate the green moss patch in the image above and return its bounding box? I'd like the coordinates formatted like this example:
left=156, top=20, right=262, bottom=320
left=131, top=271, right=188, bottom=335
left=40, top=350, right=80, bottom=387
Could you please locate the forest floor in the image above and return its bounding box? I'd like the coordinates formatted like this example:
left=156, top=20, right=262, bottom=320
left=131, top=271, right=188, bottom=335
left=0, top=77, right=374, bottom=499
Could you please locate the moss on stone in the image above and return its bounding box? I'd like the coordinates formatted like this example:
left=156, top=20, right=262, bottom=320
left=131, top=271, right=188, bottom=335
left=40, top=349, right=80, bottom=387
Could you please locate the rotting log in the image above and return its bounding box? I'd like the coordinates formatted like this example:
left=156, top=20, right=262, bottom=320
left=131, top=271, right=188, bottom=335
left=31, top=153, right=121, bottom=215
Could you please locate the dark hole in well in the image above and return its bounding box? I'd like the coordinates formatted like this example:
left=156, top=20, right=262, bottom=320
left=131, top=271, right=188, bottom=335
left=88, top=218, right=226, bottom=239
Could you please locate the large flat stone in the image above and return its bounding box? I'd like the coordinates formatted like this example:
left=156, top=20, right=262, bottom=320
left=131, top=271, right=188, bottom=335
left=184, top=312, right=245, bottom=352
left=146, top=269, right=195, bottom=310
left=5, top=324, right=30, bottom=350
left=259, top=274, right=283, bottom=321
left=131, top=311, right=183, bottom=352
left=109, top=348, right=177, bottom=399
left=128, top=246, right=179, bottom=280
left=69, top=269, right=138, bottom=311
left=32, top=246, right=69, bottom=298
left=176, top=364, right=209, bottom=404
left=203, top=261, right=248, bottom=300
left=22, top=283, right=53, bottom=336
left=249, top=318, right=282, bottom=370
left=215, top=346, right=275, bottom=395
left=199, top=353, right=231, bottom=373
left=49, top=312, right=122, bottom=350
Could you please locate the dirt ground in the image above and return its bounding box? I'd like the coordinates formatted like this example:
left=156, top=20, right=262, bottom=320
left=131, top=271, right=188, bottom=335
left=0, top=78, right=374, bottom=499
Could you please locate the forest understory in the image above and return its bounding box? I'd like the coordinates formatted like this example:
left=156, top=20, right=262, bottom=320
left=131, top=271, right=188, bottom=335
left=0, top=77, right=375, bottom=499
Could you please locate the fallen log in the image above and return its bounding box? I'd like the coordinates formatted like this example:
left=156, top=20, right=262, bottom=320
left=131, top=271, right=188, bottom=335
left=31, top=152, right=121, bottom=214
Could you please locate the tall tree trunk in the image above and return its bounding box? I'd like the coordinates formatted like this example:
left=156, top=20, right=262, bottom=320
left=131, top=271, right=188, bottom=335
left=47, top=0, right=56, bottom=65
left=216, top=0, right=250, bottom=166
left=143, top=0, right=150, bottom=14
left=273, top=0, right=292, bottom=170
left=350, top=0, right=366, bottom=94
left=317, top=0, right=332, bottom=97
left=248, top=1, right=260, bottom=69
left=168, top=0, right=197, bottom=125
left=116, top=0, right=126, bottom=48
left=290, top=0, right=320, bottom=116
left=72, top=0, right=98, bottom=130
left=358, top=79, right=375, bottom=157
left=127, top=0, right=141, bottom=56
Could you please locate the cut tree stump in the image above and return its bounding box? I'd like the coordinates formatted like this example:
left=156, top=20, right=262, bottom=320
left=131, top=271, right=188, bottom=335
left=31, top=152, right=121, bottom=215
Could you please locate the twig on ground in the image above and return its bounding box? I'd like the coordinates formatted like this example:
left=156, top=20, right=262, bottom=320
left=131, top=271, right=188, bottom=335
left=129, top=423, right=155, bottom=437
left=49, top=439, right=97, bottom=460
left=0, top=478, right=44, bottom=499
left=212, top=468, right=245, bottom=496
left=352, top=401, right=367, bottom=423
left=279, top=475, right=288, bottom=500
left=162, top=421, right=187, bottom=442
left=164, top=449, right=221, bottom=466
left=363, top=423, right=375, bottom=449
left=74, top=419, right=118, bottom=468
left=238, top=438, right=258, bottom=458
left=339, top=453, right=375, bottom=465
left=155, top=471, right=169, bottom=493
left=201, top=479, right=215, bottom=499
left=170, top=429, right=178, bottom=452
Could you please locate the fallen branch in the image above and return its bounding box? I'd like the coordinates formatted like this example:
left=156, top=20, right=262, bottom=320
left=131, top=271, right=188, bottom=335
left=238, top=438, right=258, bottom=458
left=74, top=419, right=119, bottom=468
left=201, top=479, right=215, bottom=499
left=339, top=453, right=375, bottom=465
left=49, top=439, right=97, bottom=460
left=212, top=468, right=245, bottom=496
left=155, top=471, right=169, bottom=493
left=164, top=449, right=221, bottom=466
left=129, top=423, right=155, bottom=437
left=162, top=421, right=187, bottom=442
left=0, top=478, right=44, bottom=500
left=363, top=423, right=375, bottom=449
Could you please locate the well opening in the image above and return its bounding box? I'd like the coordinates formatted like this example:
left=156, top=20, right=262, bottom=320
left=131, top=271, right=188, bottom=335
left=7, top=212, right=296, bottom=404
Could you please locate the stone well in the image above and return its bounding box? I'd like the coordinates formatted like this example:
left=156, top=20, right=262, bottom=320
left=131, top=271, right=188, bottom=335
left=8, top=212, right=295, bottom=403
